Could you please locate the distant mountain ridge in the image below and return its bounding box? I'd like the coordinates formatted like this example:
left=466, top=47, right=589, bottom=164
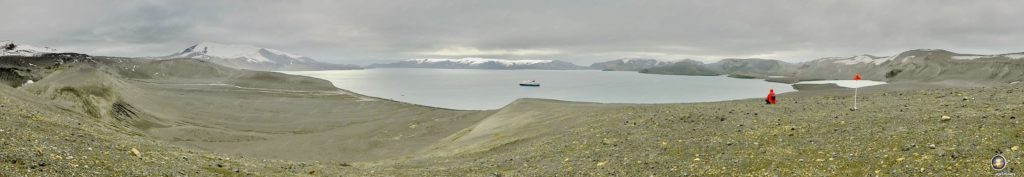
left=8, top=40, right=1023, bottom=84
left=589, top=58, right=674, bottom=71
left=160, top=42, right=360, bottom=71
left=634, top=58, right=797, bottom=77
left=636, top=59, right=720, bottom=76
left=707, top=58, right=797, bottom=77
left=369, top=58, right=586, bottom=70
left=1, top=40, right=72, bottom=57
left=625, top=49, right=1024, bottom=84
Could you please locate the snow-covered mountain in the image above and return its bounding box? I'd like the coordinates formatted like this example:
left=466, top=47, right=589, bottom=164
left=369, top=58, right=586, bottom=70
left=161, top=42, right=359, bottom=71
left=1, top=40, right=69, bottom=57
left=589, top=58, right=674, bottom=71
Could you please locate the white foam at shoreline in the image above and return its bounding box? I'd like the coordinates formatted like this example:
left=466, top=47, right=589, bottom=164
left=796, top=80, right=887, bottom=88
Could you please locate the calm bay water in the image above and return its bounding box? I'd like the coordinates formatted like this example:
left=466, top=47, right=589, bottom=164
left=282, top=68, right=795, bottom=110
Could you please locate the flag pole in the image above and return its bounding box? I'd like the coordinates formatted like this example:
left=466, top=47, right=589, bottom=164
left=853, top=87, right=858, bottom=110
left=852, top=73, right=861, bottom=110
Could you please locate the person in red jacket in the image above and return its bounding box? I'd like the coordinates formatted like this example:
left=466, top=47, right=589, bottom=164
left=765, top=89, right=776, bottom=104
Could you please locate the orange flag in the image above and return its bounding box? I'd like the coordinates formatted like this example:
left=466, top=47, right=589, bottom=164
left=853, top=73, right=861, bottom=80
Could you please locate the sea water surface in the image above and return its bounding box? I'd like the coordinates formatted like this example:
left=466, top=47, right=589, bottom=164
left=282, top=68, right=795, bottom=110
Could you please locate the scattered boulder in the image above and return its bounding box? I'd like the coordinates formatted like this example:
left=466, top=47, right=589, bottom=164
left=940, top=116, right=951, bottom=121
left=130, top=148, right=142, bottom=158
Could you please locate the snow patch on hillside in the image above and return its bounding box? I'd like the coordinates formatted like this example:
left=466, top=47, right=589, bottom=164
left=952, top=55, right=990, bottom=60
left=877, top=55, right=899, bottom=64
left=1000, top=54, right=1024, bottom=59
left=624, top=58, right=674, bottom=65
left=831, top=55, right=892, bottom=65
left=1, top=40, right=66, bottom=57
left=899, top=55, right=917, bottom=63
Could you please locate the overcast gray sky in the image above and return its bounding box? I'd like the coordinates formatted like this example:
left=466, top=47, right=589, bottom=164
left=3, top=0, right=1022, bottom=65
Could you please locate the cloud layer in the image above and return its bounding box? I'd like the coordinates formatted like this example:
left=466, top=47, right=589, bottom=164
left=3, top=0, right=1023, bottom=65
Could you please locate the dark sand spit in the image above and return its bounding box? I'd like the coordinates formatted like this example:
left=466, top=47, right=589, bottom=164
left=1, top=55, right=1022, bottom=176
